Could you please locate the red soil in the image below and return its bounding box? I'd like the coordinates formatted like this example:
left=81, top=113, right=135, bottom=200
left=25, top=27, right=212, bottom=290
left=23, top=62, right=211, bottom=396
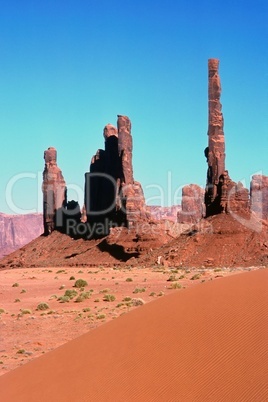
left=1, top=268, right=267, bottom=401
left=0, top=265, right=239, bottom=376
left=1, top=214, right=268, bottom=269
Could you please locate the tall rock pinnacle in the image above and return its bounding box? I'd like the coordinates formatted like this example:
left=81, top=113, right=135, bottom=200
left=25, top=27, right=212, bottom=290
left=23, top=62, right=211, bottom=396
left=117, top=115, right=134, bottom=185
left=84, top=115, right=147, bottom=234
left=204, top=59, right=249, bottom=217
left=205, top=58, right=226, bottom=215
left=42, top=147, right=66, bottom=235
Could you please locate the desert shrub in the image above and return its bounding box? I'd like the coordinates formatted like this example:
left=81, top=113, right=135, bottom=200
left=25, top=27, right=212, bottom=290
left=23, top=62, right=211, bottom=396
left=14, top=299, right=21, bottom=303
left=94, top=298, right=100, bottom=302
left=49, top=294, right=58, bottom=300
left=78, top=270, right=84, bottom=274
left=133, top=287, right=146, bottom=294
left=214, top=268, right=222, bottom=272
left=75, top=296, right=84, bottom=303
left=126, top=277, right=133, bottom=282
left=123, top=296, right=132, bottom=302
left=56, top=270, right=66, bottom=274
left=0, top=308, right=6, bottom=314
left=99, top=288, right=109, bottom=294
left=58, top=295, right=70, bottom=303
left=167, top=274, right=178, bottom=282
left=16, top=349, right=25, bottom=354
left=149, top=292, right=156, bottom=297
left=96, top=313, right=106, bottom=320
left=103, top=294, right=116, bottom=302
left=74, top=279, right=88, bottom=288
left=191, top=274, right=201, bottom=280
left=170, top=282, right=182, bottom=289
left=21, top=309, right=32, bottom=315
left=59, top=285, right=65, bottom=290
left=179, top=275, right=185, bottom=279
left=64, top=289, right=78, bottom=299
left=20, top=289, right=26, bottom=294
left=69, top=276, right=75, bottom=280
left=12, top=283, right=19, bottom=287
left=131, top=298, right=145, bottom=306
left=75, top=291, right=91, bottom=302
left=158, top=291, right=164, bottom=296
left=36, top=303, right=49, bottom=311
left=82, top=307, right=91, bottom=312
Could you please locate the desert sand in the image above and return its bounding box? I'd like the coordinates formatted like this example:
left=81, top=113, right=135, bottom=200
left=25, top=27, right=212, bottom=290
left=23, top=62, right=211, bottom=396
left=1, top=267, right=267, bottom=401
left=0, top=265, right=239, bottom=375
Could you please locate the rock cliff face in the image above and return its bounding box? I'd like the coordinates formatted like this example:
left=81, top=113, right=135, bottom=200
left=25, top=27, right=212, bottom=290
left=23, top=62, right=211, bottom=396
left=177, top=184, right=205, bottom=224
left=85, top=115, right=147, bottom=235
left=0, top=213, right=43, bottom=259
left=42, top=147, right=67, bottom=235
left=250, top=175, right=268, bottom=221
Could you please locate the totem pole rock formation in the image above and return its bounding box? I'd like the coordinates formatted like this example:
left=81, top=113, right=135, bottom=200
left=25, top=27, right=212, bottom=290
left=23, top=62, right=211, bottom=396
left=250, top=174, right=268, bottom=221
left=177, top=184, right=205, bottom=224
left=42, top=147, right=67, bottom=235
left=204, top=59, right=249, bottom=216
left=204, top=58, right=226, bottom=215
left=84, top=115, right=147, bottom=235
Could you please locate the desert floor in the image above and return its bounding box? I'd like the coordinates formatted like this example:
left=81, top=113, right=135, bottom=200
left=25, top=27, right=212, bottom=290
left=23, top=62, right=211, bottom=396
left=0, top=264, right=251, bottom=376
left=1, top=266, right=267, bottom=402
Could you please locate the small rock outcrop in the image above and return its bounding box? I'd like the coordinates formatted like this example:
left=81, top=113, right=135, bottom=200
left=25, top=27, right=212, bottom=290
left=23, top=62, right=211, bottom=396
left=42, top=147, right=67, bottom=235
left=177, top=184, right=205, bottom=224
left=250, top=175, right=268, bottom=221
left=84, top=115, right=147, bottom=235
left=147, top=205, right=181, bottom=222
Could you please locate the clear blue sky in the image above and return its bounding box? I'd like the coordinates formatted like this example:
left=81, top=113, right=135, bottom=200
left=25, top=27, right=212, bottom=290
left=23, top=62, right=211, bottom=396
left=0, top=0, right=267, bottom=214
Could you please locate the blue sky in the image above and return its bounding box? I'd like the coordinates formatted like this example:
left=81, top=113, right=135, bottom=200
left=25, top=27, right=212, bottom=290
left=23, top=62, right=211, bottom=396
left=0, top=0, right=267, bottom=214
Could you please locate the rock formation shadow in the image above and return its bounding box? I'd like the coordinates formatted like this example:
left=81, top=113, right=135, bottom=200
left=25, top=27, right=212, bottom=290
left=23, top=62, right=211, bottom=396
left=97, top=239, right=140, bottom=262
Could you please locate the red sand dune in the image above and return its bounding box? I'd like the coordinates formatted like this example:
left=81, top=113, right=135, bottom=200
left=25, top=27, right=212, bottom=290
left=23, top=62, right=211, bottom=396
left=1, top=268, right=268, bottom=401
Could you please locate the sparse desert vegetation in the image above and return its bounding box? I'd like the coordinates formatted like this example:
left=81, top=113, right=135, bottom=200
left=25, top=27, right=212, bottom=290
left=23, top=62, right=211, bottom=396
left=0, top=264, right=250, bottom=376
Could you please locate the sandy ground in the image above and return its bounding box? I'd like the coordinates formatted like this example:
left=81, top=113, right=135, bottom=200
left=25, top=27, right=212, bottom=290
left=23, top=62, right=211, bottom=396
left=0, top=265, right=249, bottom=376
left=0, top=267, right=267, bottom=402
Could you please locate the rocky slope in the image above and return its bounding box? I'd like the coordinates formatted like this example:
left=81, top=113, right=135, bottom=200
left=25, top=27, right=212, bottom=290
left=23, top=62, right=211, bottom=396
left=1, top=213, right=267, bottom=269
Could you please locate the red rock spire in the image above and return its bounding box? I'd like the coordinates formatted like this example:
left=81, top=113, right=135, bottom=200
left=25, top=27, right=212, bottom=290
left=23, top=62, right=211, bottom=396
left=205, top=58, right=226, bottom=215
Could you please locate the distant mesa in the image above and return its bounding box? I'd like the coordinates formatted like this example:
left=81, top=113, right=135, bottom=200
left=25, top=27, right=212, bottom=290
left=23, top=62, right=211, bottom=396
left=0, top=213, right=43, bottom=259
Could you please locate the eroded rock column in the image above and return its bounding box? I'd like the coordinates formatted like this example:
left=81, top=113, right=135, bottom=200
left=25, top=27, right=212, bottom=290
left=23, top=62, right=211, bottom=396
left=84, top=116, right=147, bottom=233
left=205, top=58, right=226, bottom=215
left=117, top=115, right=133, bottom=185
left=42, top=147, right=66, bottom=235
